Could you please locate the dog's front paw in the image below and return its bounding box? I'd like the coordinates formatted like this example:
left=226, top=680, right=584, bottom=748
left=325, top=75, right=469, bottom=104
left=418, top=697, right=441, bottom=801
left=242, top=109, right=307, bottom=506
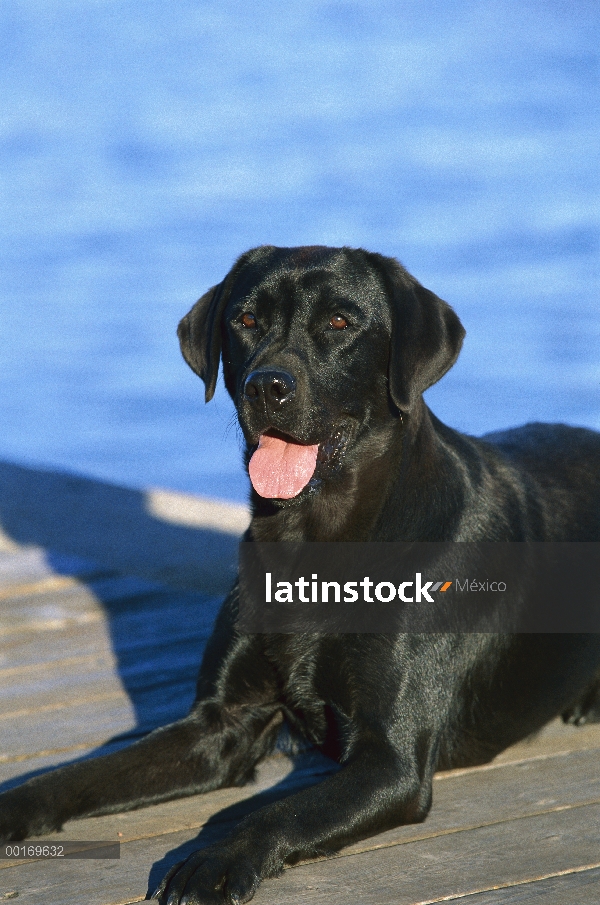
left=0, top=787, right=63, bottom=842
left=151, top=844, right=271, bottom=905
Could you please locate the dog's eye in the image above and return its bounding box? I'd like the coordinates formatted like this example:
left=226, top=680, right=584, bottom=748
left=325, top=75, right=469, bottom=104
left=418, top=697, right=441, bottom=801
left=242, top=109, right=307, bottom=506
left=240, top=312, right=257, bottom=329
left=329, top=314, right=348, bottom=330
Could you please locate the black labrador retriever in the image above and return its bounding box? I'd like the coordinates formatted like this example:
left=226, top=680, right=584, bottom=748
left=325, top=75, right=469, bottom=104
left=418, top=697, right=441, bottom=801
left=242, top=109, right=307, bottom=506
left=1, top=245, right=599, bottom=904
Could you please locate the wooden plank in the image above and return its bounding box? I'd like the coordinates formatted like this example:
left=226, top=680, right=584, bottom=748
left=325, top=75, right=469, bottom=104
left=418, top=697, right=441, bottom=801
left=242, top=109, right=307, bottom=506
left=0, top=634, right=205, bottom=710
left=0, top=583, right=219, bottom=647
left=145, top=488, right=249, bottom=536
left=0, top=625, right=210, bottom=681
left=0, top=616, right=117, bottom=704
left=0, top=577, right=219, bottom=764
left=0, top=621, right=113, bottom=672
left=0, top=590, right=218, bottom=713
left=1, top=589, right=216, bottom=629
left=1, top=745, right=599, bottom=903
left=0, top=547, right=107, bottom=590
left=0, top=598, right=216, bottom=672
left=0, top=577, right=167, bottom=634
left=0, top=614, right=215, bottom=762
left=0, top=681, right=201, bottom=761
left=0, top=697, right=137, bottom=760
left=2, top=796, right=599, bottom=905
left=444, top=865, right=600, bottom=904
left=0, top=673, right=196, bottom=731
left=491, top=716, right=600, bottom=765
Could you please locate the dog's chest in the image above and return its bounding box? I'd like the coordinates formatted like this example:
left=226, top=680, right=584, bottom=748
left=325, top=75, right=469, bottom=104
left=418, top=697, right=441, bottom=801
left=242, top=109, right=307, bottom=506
left=265, top=635, right=376, bottom=753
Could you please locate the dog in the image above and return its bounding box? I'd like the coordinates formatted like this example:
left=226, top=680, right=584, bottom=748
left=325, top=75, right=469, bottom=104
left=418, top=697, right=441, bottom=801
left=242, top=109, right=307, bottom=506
left=1, top=245, right=599, bottom=905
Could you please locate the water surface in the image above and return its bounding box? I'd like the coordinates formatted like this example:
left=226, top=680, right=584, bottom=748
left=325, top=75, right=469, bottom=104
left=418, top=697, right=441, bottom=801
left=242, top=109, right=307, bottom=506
left=1, top=1, right=598, bottom=502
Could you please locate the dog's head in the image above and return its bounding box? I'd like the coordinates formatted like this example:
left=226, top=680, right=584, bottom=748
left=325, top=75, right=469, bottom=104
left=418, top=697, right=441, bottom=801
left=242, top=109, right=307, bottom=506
left=178, top=246, right=464, bottom=501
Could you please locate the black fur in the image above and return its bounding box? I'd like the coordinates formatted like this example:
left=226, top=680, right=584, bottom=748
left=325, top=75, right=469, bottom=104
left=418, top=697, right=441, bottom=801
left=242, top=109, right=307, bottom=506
left=1, top=245, right=599, bottom=905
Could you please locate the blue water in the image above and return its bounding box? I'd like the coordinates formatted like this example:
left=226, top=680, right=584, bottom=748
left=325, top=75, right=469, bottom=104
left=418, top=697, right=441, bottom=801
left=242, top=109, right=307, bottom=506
left=1, top=1, right=598, bottom=503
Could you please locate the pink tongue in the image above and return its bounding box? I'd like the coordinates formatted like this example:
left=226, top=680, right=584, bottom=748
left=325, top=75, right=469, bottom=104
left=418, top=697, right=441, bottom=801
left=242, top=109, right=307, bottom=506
left=249, top=435, right=319, bottom=499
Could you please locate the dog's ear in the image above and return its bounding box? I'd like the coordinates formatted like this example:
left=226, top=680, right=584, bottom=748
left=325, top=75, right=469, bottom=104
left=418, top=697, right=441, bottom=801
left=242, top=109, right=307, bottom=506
left=381, top=259, right=465, bottom=413
left=177, top=282, right=229, bottom=403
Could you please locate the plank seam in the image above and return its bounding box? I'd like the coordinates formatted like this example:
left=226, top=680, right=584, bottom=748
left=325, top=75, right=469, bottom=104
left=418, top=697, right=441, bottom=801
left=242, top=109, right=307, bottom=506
left=0, top=613, right=106, bottom=636
left=0, top=572, right=115, bottom=601
left=0, top=691, right=131, bottom=721
left=0, top=655, right=115, bottom=678
left=325, top=797, right=600, bottom=862
left=433, top=743, right=600, bottom=780
left=410, top=860, right=600, bottom=904
left=0, top=732, right=149, bottom=764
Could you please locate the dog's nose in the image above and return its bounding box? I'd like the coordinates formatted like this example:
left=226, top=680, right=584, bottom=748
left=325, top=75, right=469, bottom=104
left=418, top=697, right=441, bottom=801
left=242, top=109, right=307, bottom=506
left=244, top=369, right=296, bottom=405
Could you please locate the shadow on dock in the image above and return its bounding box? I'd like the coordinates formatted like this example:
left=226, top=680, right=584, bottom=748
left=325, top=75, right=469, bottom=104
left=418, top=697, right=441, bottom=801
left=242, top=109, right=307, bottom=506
left=0, top=459, right=249, bottom=782
left=0, top=459, right=249, bottom=595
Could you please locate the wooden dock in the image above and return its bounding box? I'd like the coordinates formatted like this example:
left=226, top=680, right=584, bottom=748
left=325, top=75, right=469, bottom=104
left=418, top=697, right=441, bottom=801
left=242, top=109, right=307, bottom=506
left=1, top=462, right=599, bottom=904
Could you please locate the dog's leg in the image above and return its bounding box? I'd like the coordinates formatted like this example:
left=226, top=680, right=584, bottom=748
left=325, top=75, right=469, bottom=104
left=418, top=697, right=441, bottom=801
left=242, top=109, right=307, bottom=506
left=562, top=671, right=600, bottom=725
left=0, top=701, right=281, bottom=842
left=152, top=737, right=435, bottom=905
left=0, top=593, right=282, bottom=842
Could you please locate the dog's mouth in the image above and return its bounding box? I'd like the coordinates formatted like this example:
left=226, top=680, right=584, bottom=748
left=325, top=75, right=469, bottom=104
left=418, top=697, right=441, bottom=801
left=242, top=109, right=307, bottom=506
left=248, top=428, right=349, bottom=500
